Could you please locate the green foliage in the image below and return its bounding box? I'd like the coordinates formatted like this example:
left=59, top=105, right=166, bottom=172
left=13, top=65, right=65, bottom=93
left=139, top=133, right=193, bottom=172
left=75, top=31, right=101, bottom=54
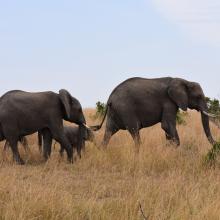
left=95, top=101, right=107, bottom=118
left=176, top=110, right=187, bottom=125
left=204, top=142, right=220, bottom=166
left=206, top=97, right=220, bottom=116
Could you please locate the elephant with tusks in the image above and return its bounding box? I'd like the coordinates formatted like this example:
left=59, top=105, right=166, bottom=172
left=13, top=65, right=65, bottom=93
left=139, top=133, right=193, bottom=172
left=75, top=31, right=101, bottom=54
left=92, top=77, right=217, bottom=152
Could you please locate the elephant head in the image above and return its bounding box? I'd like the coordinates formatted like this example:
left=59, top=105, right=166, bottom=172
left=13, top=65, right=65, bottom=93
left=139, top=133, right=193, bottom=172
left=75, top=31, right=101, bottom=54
left=59, top=89, right=86, bottom=125
left=168, top=78, right=216, bottom=145
left=77, top=126, right=95, bottom=154
left=84, top=127, right=95, bottom=142
left=59, top=89, right=88, bottom=153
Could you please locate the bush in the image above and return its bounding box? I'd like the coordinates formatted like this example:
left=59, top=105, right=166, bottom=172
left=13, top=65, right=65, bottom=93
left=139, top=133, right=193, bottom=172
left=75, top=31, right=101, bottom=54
left=95, top=101, right=106, bottom=118
left=176, top=110, right=187, bottom=125
left=206, top=97, right=220, bottom=117
left=204, top=142, right=220, bottom=166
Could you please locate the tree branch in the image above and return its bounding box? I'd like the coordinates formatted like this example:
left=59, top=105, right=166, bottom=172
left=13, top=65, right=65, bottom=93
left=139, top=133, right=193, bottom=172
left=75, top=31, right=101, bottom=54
left=139, top=202, right=149, bottom=220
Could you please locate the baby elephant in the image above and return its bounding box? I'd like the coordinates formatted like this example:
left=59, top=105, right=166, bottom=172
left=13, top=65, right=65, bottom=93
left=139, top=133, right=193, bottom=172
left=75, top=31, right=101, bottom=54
left=57, top=125, right=95, bottom=158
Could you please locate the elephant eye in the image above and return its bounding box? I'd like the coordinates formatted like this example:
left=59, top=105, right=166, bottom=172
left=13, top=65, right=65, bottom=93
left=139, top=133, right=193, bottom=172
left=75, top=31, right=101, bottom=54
left=197, top=94, right=202, bottom=99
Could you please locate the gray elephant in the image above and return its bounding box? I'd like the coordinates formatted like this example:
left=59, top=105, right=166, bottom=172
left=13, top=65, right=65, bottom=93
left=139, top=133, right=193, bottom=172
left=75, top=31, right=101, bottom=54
left=0, top=89, right=87, bottom=164
left=54, top=125, right=95, bottom=158
left=92, top=77, right=216, bottom=151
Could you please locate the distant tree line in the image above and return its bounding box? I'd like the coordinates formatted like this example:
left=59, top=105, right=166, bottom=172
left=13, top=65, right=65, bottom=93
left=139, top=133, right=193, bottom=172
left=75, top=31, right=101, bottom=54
left=95, top=101, right=107, bottom=118
left=206, top=97, right=220, bottom=128
left=206, top=97, right=220, bottom=116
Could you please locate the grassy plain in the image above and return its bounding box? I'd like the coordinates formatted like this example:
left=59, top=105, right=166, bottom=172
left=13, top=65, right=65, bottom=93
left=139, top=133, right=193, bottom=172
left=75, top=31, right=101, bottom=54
left=0, top=109, right=219, bottom=220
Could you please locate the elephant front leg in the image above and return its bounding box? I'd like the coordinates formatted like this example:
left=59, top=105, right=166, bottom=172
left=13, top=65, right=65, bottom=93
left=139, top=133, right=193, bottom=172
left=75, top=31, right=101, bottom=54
left=161, top=120, right=180, bottom=146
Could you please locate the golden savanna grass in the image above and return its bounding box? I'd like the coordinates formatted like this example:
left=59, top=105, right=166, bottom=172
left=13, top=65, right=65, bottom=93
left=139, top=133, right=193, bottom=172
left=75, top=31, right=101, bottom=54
left=0, top=109, right=220, bottom=220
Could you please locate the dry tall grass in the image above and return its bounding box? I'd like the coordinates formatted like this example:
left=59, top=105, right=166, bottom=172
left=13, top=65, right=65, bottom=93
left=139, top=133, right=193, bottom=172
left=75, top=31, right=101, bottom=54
left=0, top=109, right=220, bottom=220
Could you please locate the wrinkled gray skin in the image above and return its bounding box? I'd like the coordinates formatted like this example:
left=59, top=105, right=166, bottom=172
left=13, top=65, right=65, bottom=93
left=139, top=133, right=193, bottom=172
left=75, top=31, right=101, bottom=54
left=57, top=126, right=95, bottom=158
left=0, top=89, right=86, bottom=164
left=92, top=77, right=216, bottom=151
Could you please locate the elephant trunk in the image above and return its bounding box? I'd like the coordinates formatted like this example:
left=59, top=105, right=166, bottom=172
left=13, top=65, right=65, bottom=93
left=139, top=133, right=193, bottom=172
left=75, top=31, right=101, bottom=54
left=201, top=111, right=216, bottom=145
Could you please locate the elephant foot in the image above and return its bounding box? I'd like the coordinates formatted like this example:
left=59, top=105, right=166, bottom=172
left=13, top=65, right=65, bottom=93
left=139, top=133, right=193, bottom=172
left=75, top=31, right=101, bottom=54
left=15, top=158, right=25, bottom=165
left=59, top=149, right=64, bottom=157
left=67, top=156, right=73, bottom=163
left=77, top=151, right=82, bottom=159
left=165, top=138, right=180, bottom=147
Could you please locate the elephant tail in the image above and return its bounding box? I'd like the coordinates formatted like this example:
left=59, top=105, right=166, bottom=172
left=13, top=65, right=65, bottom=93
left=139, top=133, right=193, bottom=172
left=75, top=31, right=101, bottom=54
left=90, top=103, right=110, bottom=131
left=38, top=131, right=42, bottom=146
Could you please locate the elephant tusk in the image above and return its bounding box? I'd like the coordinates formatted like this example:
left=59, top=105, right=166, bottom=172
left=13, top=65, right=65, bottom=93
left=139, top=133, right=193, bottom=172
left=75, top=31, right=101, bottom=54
left=83, top=123, right=90, bottom=129
left=202, top=111, right=217, bottom=118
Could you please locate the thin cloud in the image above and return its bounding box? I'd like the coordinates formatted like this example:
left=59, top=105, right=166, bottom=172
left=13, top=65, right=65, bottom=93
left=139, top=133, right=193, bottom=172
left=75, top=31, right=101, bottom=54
left=152, top=0, right=220, bottom=46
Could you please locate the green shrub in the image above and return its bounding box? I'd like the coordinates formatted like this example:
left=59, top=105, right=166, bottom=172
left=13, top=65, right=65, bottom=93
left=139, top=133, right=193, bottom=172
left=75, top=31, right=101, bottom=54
left=206, top=97, right=220, bottom=116
left=176, top=110, right=187, bottom=125
left=95, top=101, right=106, bottom=118
left=204, top=142, right=220, bottom=166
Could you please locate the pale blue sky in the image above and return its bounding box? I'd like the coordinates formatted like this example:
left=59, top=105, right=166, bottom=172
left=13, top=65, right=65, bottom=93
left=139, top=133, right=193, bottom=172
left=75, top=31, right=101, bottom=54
left=0, top=0, right=220, bottom=107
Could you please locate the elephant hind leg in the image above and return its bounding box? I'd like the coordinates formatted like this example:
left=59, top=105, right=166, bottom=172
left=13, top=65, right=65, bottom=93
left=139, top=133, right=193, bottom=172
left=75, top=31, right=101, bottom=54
left=102, top=124, right=119, bottom=148
left=8, top=139, right=24, bottom=165
left=128, top=129, right=141, bottom=153
left=20, top=137, right=29, bottom=152
left=1, top=125, right=24, bottom=164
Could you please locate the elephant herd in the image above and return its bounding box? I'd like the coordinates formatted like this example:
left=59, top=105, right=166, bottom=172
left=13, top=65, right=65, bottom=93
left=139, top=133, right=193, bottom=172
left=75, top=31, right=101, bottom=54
left=0, top=77, right=217, bottom=164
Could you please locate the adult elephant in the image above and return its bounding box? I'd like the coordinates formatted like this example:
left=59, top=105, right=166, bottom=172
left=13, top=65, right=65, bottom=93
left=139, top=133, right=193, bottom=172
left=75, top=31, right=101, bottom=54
left=92, top=77, right=216, bottom=151
left=0, top=89, right=87, bottom=164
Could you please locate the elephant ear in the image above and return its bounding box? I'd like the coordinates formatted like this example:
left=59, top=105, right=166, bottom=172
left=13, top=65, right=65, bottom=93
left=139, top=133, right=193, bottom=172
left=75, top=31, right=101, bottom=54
left=168, top=79, right=188, bottom=111
left=59, top=89, right=71, bottom=119
left=83, top=127, right=89, bottom=140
